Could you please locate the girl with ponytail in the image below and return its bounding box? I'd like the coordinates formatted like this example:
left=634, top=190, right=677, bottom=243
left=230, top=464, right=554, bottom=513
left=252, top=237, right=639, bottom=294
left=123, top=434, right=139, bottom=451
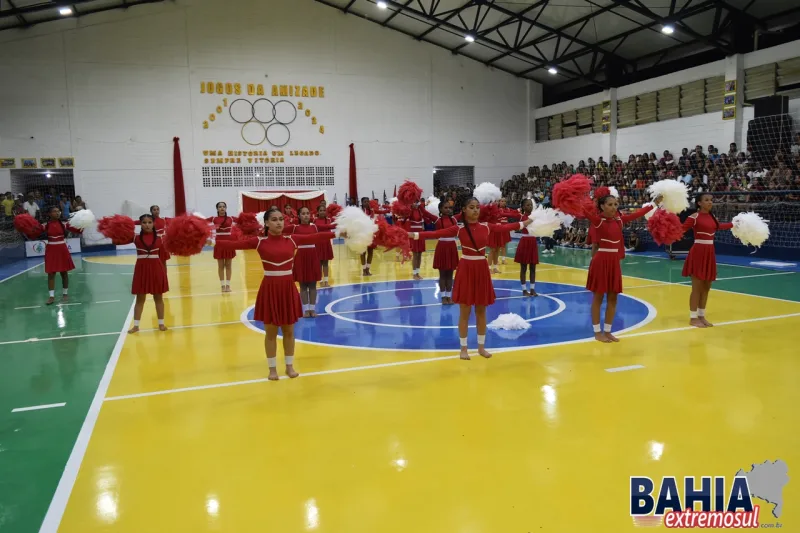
left=514, top=198, right=539, bottom=296
left=408, top=198, right=533, bottom=359
left=134, top=205, right=171, bottom=268
left=127, top=214, right=169, bottom=333
left=206, top=202, right=241, bottom=292
left=431, top=200, right=459, bottom=305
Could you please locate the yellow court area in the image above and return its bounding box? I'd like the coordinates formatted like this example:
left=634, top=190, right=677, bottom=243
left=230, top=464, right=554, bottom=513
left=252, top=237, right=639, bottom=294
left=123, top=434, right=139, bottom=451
left=58, top=245, right=800, bottom=532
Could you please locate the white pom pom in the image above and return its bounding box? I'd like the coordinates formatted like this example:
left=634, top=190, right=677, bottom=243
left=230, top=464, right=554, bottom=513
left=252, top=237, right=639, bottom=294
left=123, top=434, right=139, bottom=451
left=527, top=206, right=562, bottom=237
left=732, top=212, right=770, bottom=248
left=256, top=211, right=266, bottom=226
left=473, top=182, right=501, bottom=204
left=334, top=206, right=378, bottom=254
left=642, top=202, right=657, bottom=220
left=426, top=195, right=440, bottom=217
left=488, top=313, right=531, bottom=331
left=68, top=209, right=96, bottom=229
left=192, top=211, right=206, bottom=219
left=390, top=197, right=398, bottom=204
left=647, top=179, right=689, bottom=214
left=609, top=186, right=619, bottom=198
left=555, top=210, right=575, bottom=228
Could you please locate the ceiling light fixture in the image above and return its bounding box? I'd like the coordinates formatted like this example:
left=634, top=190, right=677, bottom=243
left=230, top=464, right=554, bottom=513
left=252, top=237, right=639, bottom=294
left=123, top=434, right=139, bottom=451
left=59, top=7, right=73, bottom=15
left=377, top=1, right=388, bottom=9
left=464, top=35, right=475, bottom=43
left=661, top=25, right=675, bottom=35
left=548, top=67, right=558, bottom=75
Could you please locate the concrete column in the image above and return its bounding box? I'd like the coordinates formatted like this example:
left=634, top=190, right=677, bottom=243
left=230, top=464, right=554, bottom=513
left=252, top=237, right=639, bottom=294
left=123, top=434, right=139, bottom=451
left=607, top=88, right=618, bottom=160
left=723, top=54, right=745, bottom=150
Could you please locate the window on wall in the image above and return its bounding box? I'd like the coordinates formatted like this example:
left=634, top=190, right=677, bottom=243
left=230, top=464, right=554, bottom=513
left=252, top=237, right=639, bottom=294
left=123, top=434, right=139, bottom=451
left=745, top=57, right=800, bottom=100
left=536, top=103, right=606, bottom=142
left=201, top=166, right=334, bottom=188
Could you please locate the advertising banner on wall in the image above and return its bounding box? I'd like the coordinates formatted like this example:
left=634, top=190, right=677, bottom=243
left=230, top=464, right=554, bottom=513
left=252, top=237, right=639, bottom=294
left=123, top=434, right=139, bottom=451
left=25, top=238, right=82, bottom=258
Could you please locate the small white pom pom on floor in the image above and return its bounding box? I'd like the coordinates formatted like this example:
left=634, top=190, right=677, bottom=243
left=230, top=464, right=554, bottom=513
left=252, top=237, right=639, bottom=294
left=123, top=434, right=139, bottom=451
left=488, top=313, right=531, bottom=331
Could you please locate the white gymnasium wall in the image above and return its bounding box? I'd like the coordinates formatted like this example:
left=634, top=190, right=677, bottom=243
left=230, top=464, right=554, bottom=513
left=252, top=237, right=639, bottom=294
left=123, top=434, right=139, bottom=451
left=616, top=113, right=729, bottom=158
left=0, top=0, right=530, bottom=217
left=529, top=133, right=606, bottom=167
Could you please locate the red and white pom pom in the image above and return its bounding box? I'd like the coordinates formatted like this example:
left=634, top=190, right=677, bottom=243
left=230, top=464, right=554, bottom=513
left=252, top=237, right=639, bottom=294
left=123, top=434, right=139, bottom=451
left=96, top=215, right=136, bottom=245
left=255, top=211, right=266, bottom=226
left=165, top=214, right=213, bottom=256
left=609, top=186, right=619, bottom=199
left=68, top=209, right=96, bottom=230
left=397, top=180, right=423, bottom=205
left=478, top=202, right=500, bottom=223
left=732, top=212, right=770, bottom=248
left=647, top=209, right=684, bottom=246
left=555, top=210, right=575, bottom=228
left=391, top=200, right=411, bottom=220
left=334, top=206, right=378, bottom=254
left=642, top=202, right=656, bottom=220
left=473, top=182, right=502, bottom=205
left=235, top=212, right=261, bottom=236
left=553, top=174, right=593, bottom=217
left=325, top=203, right=343, bottom=219
left=648, top=179, right=689, bottom=214
left=527, top=206, right=562, bottom=237
left=13, top=214, right=43, bottom=240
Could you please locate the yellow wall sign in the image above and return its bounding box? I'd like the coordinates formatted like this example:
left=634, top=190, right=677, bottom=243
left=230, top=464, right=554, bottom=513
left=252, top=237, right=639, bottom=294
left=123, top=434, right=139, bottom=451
left=201, top=81, right=325, bottom=98
left=203, top=149, right=321, bottom=165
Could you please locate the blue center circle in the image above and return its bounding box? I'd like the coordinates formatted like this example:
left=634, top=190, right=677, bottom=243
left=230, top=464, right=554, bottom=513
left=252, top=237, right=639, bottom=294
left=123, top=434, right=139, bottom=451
left=241, top=280, right=655, bottom=351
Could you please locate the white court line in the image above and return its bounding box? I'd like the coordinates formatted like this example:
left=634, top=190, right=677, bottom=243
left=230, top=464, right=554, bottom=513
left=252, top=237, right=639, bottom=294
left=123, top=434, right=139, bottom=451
left=57, top=303, right=81, bottom=307
left=625, top=262, right=640, bottom=265
left=0, top=331, right=120, bottom=346
left=694, top=271, right=796, bottom=282
left=95, top=300, right=121, bottom=304
left=164, top=289, right=258, bottom=300
left=645, top=261, right=661, bottom=264
left=15, top=305, right=42, bottom=310
left=103, top=311, right=800, bottom=402
left=38, top=301, right=136, bottom=533
left=605, top=365, right=645, bottom=373
left=12, top=402, right=66, bottom=413
left=0, top=262, right=43, bottom=284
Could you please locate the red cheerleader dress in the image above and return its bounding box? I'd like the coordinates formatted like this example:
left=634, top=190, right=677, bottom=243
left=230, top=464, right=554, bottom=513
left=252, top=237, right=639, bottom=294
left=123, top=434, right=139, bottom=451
left=681, top=212, right=733, bottom=281
left=514, top=214, right=539, bottom=265
left=489, top=208, right=520, bottom=248
left=130, top=233, right=169, bottom=295
left=584, top=205, right=654, bottom=294
left=418, top=221, right=525, bottom=306
left=362, top=206, right=390, bottom=249
left=42, top=221, right=80, bottom=274
left=136, top=217, right=171, bottom=262
left=313, top=216, right=335, bottom=261
left=216, top=232, right=335, bottom=326
left=403, top=207, right=437, bottom=253
left=432, top=216, right=460, bottom=271
left=284, top=223, right=336, bottom=283
left=207, top=216, right=240, bottom=260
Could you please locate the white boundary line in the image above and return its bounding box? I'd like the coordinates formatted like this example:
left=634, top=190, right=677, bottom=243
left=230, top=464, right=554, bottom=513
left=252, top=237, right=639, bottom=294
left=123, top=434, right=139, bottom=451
left=12, top=402, right=66, bottom=413
left=38, top=300, right=136, bottom=533
left=0, top=262, right=43, bottom=284
left=104, top=310, right=800, bottom=403
left=605, top=365, right=645, bottom=373
left=0, top=331, right=121, bottom=346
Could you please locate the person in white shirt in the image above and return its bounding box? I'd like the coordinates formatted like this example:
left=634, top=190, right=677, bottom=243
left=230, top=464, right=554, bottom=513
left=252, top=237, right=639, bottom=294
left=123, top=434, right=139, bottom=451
left=23, top=194, right=39, bottom=218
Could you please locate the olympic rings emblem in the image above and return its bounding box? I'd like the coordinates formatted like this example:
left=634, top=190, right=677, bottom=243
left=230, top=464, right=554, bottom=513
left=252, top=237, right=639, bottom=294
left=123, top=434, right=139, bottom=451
left=229, top=98, right=297, bottom=147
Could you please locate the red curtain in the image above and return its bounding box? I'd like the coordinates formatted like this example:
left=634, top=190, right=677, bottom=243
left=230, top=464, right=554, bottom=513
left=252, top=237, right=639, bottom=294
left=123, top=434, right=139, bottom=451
left=349, top=143, right=358, bottom=205
left=173, top=137, right=186, bottom=216
left=241, top=192, right=325, bottom=214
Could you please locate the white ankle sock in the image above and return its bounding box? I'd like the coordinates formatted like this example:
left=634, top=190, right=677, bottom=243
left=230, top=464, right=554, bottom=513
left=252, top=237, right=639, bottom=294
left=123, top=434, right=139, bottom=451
left=62, top=288, right=68, bottom=295
left=593, top=324, right=601, bottom=333
left=221, top=281, right=226, bottom=288
left=521, top=283, right=526, bottom=291
left=134, top=320, right=140, bottom=327
left=285, top=355, right=294, bottom=365
left=603, top=323, right=612, bottom=333
left=413, top=269, right=419, bottom=275
left=698, top=308, right=705, bottom=317
left=49, top=290, right=55, bottom=297
left=365, top=263, right=371, bottom=269
left=477, top=335, right=486, bottom=345
left=690, top=311, right=698, bottom=319
left=158, top=319, right=165, bottom=326
left=323, top=276, right=328, bottom=282
left=268, top=358, right=277, bottom=368
left=459, top=337, right=468, bottom=347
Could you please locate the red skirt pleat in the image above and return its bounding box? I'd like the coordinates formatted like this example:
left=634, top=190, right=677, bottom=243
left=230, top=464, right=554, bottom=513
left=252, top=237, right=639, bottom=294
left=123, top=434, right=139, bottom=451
left=293, top=247, right=322, bottom=283
left=586, top=253, right=623, bottom=294
left=452, top=258, right=495, bottom=306
left=254, top=276, right=303, bottom=326
left=316, top=239, right=334, bottom=261
left=44, top=244, right=75, bottom=274
left=213, top=235, right=236, bottom=260
left=682, top=244, right=717, bottom=281
left=514, top=236, right=539, bottom=265
left=433, top=241, right=459, bottom=270
left=410, top=237, right=427, bottom=253
left=131, top=259, right=169, bottom=295
left=500, top=230, right=512, bottom=246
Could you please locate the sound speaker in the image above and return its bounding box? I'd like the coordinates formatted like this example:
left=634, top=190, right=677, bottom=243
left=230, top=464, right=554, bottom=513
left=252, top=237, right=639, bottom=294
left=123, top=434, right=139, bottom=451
left=753, top=95, right=788, bottom=117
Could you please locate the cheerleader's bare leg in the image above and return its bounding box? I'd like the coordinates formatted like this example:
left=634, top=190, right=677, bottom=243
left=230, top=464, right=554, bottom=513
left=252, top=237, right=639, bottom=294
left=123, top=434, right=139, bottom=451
left=265, top=324, right=280, bottom=380
left=282, top=325, right=299, bottom=378
left=321, top=260, right=329, bottom=287
left=475, top=305, right=491, bottom=358
left=153, top=294, right=167, bottom=331
left=500, top=244, right=507, bottom=264
left=699, top=280, right=714, bottom=327
left=217, top=259, right=225, bottom=291
left=46, top=274, right=56, bottom=305
left=60, top=272, right=69, bottom=301
left=688, top=276, right=706, bottom=328
left=603, top=293, right=619, bottom=342
left=224, top=259, right=233, bottom=292
left=591, top=292, right=611, bottom=342
left=299, top=283, right=311, bottom=318
left=128, top=294, right=147, bottom=333
left=458, top=304, right=471, bottom=360
left=412, top=252, right=422, bottom=280
left=360, top=249, right=373, bottom=276
left=520, top=264, right=530, bottom=296
left=309, top=283, right=318, bottom=318
left=529, top=265, right=537, bottom=296
left=445, top=271, right=454, bottom=304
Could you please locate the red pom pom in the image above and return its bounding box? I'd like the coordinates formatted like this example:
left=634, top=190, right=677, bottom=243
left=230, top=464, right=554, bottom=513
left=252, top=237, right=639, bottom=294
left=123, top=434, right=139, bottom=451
left=230, top=225, right=243, bottom=241
left=326, top=204, right=342, bottom=219
left=373, top=218, right=411, bottom=261
left=97, top=215, right=135, bottom=245
left=13, top=214, right=43, bottom=240
left=647, top=209, right=684, bottom=246
left=369, top=199, right=380, bottom=212
left=479, top=203, right=500, bottom=223
left=397, top=180, right=422, bottom=205
left=236, top=212, right=261, bottom=236
left=165, top=215, right=213, bottom=256
left=553, top=174, right=593, bottom=217
left=391, top=200, right=411, bottom=220
left=594, top=186, right=611, bottom=199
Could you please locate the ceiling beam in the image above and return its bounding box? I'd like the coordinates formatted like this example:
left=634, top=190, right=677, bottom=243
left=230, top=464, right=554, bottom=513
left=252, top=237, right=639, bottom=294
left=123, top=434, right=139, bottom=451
left=4, top=0, right=28, bottom=26
left=382, top=0, right=413, bottom=26
left=416, top=0, right=473, bottom=40
left=2, top=0, right=166, bottom=29
left=0, top=0, right=118, bottom=19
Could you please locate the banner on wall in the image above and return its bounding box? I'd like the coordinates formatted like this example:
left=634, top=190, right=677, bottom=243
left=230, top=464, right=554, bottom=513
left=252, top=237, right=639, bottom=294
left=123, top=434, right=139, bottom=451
left=239, top=190, right=327, bottom=213
left=25, top=238, right=82, bottom=258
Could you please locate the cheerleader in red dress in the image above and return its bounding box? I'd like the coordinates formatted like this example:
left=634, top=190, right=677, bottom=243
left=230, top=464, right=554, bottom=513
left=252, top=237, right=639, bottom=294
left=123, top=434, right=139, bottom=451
left=126, top=214, right=169, bottom=334
left=584, top=194, right=660, bottom=343
left=134, top=205, right=171, bottom=268
left=681, top=193, right=734, bottom=328
left=410, top=197, right=533, bottom=360
left=314, top=204, right=335, bottom=287
left=359, top=197, right=390, bottom=276
left=432, top=201, right=460, bottom=305
left=285, top=206, right=336, bottom=318
left=404, top=203, right=438, bottom=280
left=488, top=198, right=520, bottom=273
left=32, top=206, right=82, bottom=305
left=514, top=198, right=539, bottom=297
left=206, top=202, right=240, bottom=292
left=216, top=207, right=338, bottom=381
left=283, top=204, right=298, bottom=225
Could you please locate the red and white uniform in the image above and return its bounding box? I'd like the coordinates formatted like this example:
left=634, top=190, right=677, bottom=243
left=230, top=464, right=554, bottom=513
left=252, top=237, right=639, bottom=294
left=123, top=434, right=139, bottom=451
left=489, top=208, right=520, bottom=248
left=217, top=232, right=335, bottom=325
left=206, top=216, right=240, bottom=260
left=681, top=212, right=733, bottom=281
left=584, top=205, right=654, bottom=294
left=362, top=205, right=389, bottom=249
left=284, top=223, right=336, bottom=283
left=41, top=221, right=80, bottom=274
left=313, top=216, right=335, bottom=261
left=135, top=217, right=171, bottom=262
left=432, top=216, right=460, bottom=271
left=514, top=214, right=539, bottom=265
left=419, top=221, right=524, bottom=306
left=130, top=233, right=169, bottom=295
left=403, top=206, right=437, bottom=253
